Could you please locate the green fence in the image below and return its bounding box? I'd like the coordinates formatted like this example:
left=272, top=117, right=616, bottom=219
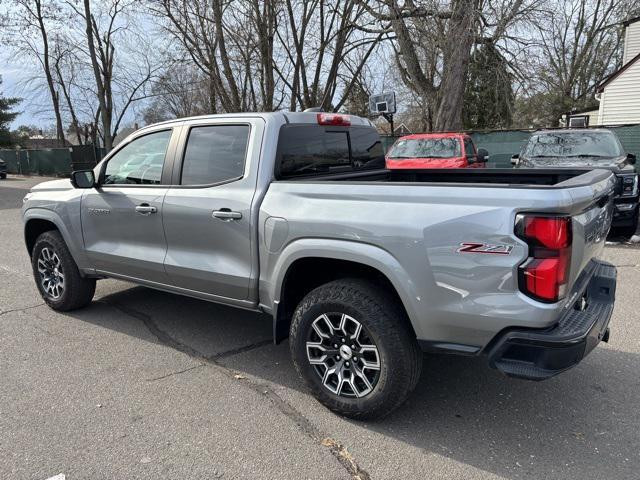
left=469, top=131, right=531, bottom=168
left=0, top=148, right=73, bottom=176
left=382, top=124, right=640, bottom=170
left=0, top=146, right=104, bottom=177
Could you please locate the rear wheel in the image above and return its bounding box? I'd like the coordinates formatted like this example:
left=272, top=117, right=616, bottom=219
left=290, top=278, right=422, bottom=420
left=32, top=231, right=96, bottom=311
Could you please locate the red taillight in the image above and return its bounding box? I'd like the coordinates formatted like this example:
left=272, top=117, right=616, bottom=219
left=516, top=215, right=572, bottom=302
left=317, top=113, right=351, bottom=126
left=523, top=216, right=571, bottom=249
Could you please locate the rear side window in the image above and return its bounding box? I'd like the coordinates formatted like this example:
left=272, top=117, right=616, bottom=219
left=277, top=126, right=384, bottom=178
left=350, top=128, right=385, bottom=169
left=181, top=125, right=250, bottom=185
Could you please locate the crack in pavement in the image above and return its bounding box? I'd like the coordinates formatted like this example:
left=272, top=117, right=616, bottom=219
left=146, top=364, right=205, bottom=382
left=206, top=339, right=272, bottom=361
left=100, top=298, right=371, bottom=480
left=0, top=302, right=46, bottom=317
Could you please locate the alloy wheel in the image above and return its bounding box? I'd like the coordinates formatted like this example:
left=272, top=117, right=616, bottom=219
left=37, top=247, right=65, bottom=299
left=306, top=312, right=381, bottom=398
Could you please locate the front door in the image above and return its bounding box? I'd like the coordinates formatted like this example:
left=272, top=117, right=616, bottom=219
left=81, top=128, right=176, bottom=283
left=162, top=119, right=263, bottom=300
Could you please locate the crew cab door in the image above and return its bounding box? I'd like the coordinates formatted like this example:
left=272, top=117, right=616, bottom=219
left=162, top=118, right=264, bottom=301
left=81, top=127, right=179, bottom=282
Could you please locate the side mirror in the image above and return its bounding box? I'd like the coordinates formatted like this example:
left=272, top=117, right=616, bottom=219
left=511, top=154, right=520, bottom=166
left=477, top=148, right=489, bottom=163
left=70, top=170, right=96, bottom=189
left=627, top=153, right=637, bottom=165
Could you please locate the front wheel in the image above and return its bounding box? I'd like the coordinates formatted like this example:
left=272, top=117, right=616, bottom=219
left=32, top=231, right=96, bottom=311
left=290, top=278, right=422, bottom=420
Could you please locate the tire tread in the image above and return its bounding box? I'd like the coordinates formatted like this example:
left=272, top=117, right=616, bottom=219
left=290, top=278, right=422, bottom=420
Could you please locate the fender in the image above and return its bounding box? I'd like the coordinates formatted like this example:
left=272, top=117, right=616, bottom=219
left=264, top=238, right=427, bottom=342
left=23, top=207, right=92, bottom=272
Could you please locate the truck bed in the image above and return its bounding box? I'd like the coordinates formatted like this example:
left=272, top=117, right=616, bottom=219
left=282, top=168, right=611, bottom=188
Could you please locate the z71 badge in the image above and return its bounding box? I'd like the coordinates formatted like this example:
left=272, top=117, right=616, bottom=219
left=457, top=242, right=513, bottom=255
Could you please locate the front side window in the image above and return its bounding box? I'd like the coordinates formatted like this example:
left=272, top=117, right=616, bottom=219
left=103, top=130, right=172, bottom=185
left=388, top=137, right=462, bottom=159
left=181, top=125, right=250, bottom=185
left=464, top=138, right=475, bottom=158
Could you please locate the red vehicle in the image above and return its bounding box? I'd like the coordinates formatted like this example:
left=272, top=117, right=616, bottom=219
left=385, top=133, right=489, bottom=169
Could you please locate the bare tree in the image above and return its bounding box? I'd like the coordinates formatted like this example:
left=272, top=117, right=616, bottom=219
left=153, top=0, right=384, bottom=113
left=141, top=65, right=210, bottom=124
left=76, top=0, right=160, bottom=151
left=9, top=0, right=66, bottom=145
left=529, top=0, right=629, bottom=125
left=360, top=0, right=543, bottom=131
left=276, top=0, right=385, bottom=112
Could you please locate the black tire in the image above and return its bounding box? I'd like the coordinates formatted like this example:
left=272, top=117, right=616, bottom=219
left=290, top=278, right=422, bottom=420
left=32, top=230, right=96, bottom=311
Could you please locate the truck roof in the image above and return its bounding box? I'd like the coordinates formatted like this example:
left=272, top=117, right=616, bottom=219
left=533, top=128, right=614, bottom=135
left=137, top=111, right=374, bottom=133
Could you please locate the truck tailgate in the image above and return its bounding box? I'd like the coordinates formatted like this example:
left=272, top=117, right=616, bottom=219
left=560, top=170, right=616, bottom=294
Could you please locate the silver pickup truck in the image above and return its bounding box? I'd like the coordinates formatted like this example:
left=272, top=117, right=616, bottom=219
left=22, top=112, right=618, bottom=419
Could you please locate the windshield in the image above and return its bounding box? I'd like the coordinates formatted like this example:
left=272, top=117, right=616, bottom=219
left=524, top=132, right=623, bottom=158
left=388, top=138, right=461, bottom=159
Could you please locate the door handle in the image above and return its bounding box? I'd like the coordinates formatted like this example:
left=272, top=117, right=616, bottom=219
left=135, top=204, right=157, bottom=215
left=212, top=209, right=242, bottom=220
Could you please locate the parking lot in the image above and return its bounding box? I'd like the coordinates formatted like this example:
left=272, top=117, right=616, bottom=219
left=1, top=175, right=640, bottom=480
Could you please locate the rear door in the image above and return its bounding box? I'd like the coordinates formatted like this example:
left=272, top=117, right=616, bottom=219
left=81, top=127, right=179, bottom=282
left=162, top=117, right=264, bottom=300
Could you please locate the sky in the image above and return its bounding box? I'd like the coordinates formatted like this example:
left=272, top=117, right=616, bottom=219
left=0, top=57, right=41, bottom=128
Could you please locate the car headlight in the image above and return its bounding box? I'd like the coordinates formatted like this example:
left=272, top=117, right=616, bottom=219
left=619, top=174, right=638, bottom=197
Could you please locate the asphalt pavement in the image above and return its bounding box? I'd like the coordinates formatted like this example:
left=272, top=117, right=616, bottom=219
left=1, top=175, right=639, bottom=480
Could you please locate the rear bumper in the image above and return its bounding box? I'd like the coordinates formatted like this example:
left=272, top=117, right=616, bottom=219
left=487, top=260, right=616, bottom=381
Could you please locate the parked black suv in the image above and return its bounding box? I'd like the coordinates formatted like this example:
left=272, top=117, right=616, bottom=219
left=512, top=129, right=638, bottom=238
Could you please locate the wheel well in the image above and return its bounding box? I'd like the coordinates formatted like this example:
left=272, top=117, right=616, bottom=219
left=25, top=219, right=59, bottom=256
left=275, top=257, right=414, bottom=343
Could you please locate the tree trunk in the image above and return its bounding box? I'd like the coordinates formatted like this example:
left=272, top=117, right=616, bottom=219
left=433, top=0, right=477, bottom=131
left=35, top=0, right=65, bottom=147
left=83, top=0, right=112, bottom=151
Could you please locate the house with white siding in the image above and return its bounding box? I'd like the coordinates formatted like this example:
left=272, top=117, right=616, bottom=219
left=594, top=16, right=640, bottom=125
